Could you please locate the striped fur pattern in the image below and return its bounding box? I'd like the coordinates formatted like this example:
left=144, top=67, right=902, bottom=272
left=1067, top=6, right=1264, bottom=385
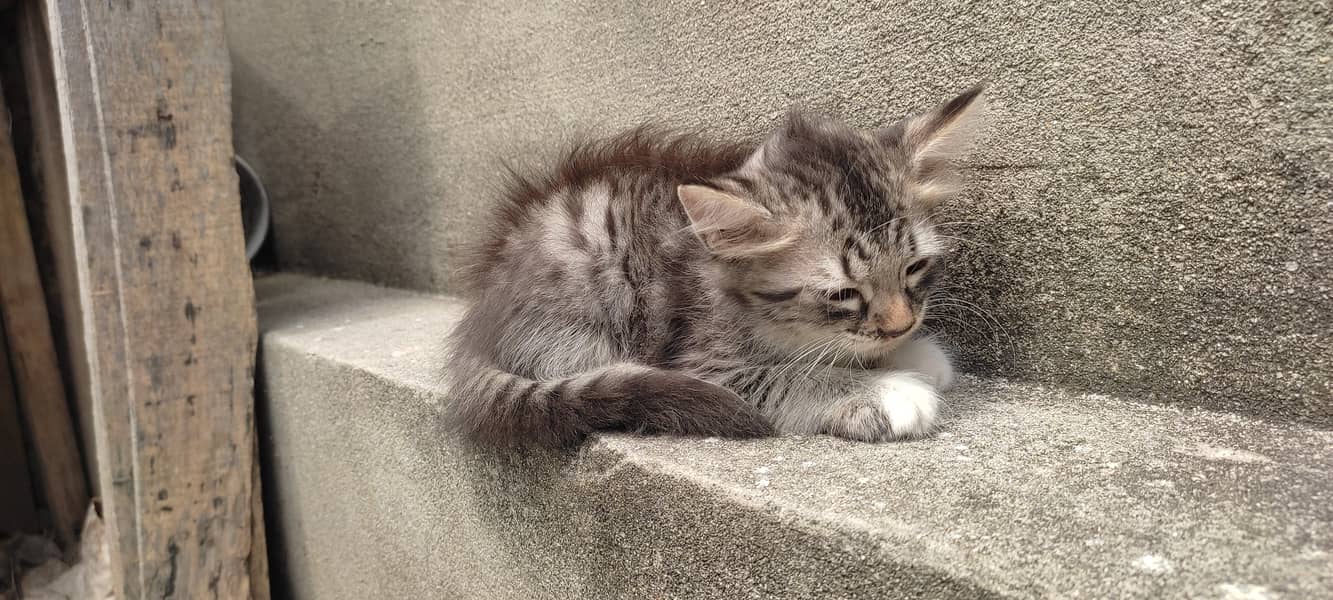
left=445, top=85, right=986, bottom=447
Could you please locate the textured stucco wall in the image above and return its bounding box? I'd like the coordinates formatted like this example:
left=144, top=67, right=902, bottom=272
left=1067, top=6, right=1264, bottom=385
left=227, top=1, right=1332, bottom=425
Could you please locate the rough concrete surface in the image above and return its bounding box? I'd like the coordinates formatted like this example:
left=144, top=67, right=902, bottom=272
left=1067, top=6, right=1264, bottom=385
left=255, top=274, right=1333, bottom=599
left=226, top=0, right=1331, bottom=426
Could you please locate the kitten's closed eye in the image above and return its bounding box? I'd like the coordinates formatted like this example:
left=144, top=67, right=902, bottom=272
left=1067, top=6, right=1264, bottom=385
left=906, top=259, right=930, bottom=276
left=827, top=288, right=861, bottom=302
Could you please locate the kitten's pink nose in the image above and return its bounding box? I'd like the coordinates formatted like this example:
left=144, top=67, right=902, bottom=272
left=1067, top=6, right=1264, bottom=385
left=872, top=294, right=915, bottom=338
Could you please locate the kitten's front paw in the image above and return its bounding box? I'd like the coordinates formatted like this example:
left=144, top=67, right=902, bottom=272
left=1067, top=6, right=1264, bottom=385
left=830, top=373, right=939, bottom=442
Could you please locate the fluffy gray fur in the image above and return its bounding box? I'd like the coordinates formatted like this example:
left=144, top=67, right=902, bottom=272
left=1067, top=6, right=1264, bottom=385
left=444, top=85, right=986, bottom=447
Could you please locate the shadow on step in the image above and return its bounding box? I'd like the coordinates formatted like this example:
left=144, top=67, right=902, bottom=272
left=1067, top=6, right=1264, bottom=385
left=436, top=433, right=1004, bottom=599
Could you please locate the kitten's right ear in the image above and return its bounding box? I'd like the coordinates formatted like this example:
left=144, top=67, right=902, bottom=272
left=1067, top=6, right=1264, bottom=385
left=893, top=83, right=987, bottom=167
left=881, top=83, right=988, bottom=207
left=677, top=185, right=796, bottom=259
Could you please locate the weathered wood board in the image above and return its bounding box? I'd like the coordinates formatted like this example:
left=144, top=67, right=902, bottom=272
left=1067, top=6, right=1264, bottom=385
left=15, top=0, right=100, bottom=499
left=18, top=0, right=265, bottom=597
left=0, top=320, right=40, bottom=535
left=0, top=77, right=87, bottom=549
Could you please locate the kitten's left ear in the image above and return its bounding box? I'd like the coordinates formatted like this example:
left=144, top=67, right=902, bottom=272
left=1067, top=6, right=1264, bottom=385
left=881, top=83, right=988, bottom=204
left=677, top=184, right=797, bottom=259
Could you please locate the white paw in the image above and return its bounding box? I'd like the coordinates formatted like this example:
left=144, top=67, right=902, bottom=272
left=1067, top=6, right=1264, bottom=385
left=890, top=337, right=956, bottom=391
left=829, top=372, right=940, bottom=442
left=872, top=372, right=939, bottom=439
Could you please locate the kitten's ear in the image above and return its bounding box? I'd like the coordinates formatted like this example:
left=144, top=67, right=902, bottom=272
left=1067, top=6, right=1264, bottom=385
left=677, top=184, right=796, bottom=258
left=895, top=83, right=987, bottom=166
left=881, top=83, right=987, bottom=206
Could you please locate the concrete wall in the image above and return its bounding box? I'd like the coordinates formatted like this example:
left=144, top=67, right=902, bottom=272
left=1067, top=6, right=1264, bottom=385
left=226, top=1, right=1332, bottom=425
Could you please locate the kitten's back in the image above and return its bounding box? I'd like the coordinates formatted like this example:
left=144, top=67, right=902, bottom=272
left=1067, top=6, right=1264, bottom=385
left=459, top=126, right=752, bottom=294
left=443, top=127, right=772, bottom=446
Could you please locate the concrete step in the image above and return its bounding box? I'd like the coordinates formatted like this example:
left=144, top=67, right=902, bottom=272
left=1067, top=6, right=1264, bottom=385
left=256, top=273, right=1332, bottom=599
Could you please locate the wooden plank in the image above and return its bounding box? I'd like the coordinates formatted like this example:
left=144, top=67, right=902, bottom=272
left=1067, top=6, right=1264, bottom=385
left=26, top=0, right=264, bottom=597
left=0, top=320, right=40, bottom=535
left=0, top=77, right=87, bottom=549
left=15, top=0, right=100, bottom=499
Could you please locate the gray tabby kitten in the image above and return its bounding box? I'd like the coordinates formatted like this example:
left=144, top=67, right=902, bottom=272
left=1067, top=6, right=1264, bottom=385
left=445, top=85, right=985, bottom=447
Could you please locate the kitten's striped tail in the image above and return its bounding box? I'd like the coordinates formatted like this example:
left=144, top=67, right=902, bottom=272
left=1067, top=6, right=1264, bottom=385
left=444, top=361, right=774, bottom=447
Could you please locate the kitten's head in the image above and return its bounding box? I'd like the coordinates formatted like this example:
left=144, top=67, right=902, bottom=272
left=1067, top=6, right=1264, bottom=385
left=679, top=84, right=986, bottom=360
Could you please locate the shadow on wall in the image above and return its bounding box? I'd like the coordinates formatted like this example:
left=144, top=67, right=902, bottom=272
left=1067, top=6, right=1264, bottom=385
left=926, top=180, right=1040, bottom=379
left=230, top=42, right=439, bottom=289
